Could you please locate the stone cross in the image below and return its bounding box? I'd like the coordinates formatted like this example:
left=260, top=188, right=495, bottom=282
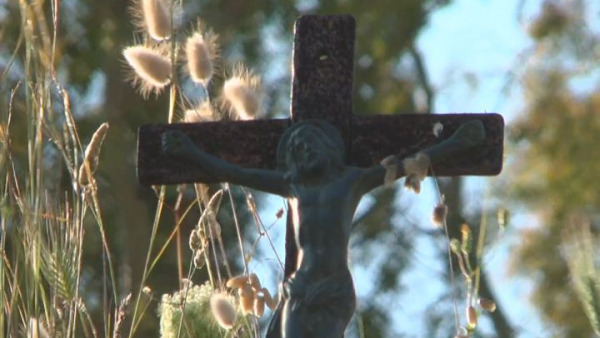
left=137, top=15, right=503, bottom=337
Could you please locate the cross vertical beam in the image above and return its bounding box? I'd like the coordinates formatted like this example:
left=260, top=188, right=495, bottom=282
left=291, top=15, right=355, bottom=151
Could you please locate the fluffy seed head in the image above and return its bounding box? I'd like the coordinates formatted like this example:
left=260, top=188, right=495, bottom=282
left=210, top=293, right=236, bottom=329
left=123, top=45, right=171, bottom=97
left=142, top=0, right=171, bottom=41
left=477, top=297, right=497, bottom=312
left=183, top=102, right=217, bottom=123
left=222, top=67, right=261, bottom=120
left=185, top=31, right=218, bottom=85
left=432, top=203, right=448, bottom=227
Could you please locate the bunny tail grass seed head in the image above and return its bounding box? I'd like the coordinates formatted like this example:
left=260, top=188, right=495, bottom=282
left=183, top=101, right=217, bottom=123
left=185, top=29, right=218, bottom=85
left=222, top=66, right=261, bottom=120
left=139, top=0, right=171, bottom=41
left=123, top=45, right=171, bottom=97
left=210, top=293, right=237, bottom=329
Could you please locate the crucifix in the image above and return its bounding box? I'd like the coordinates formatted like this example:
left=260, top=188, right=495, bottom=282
left=137, top=15, right=503, bottom=338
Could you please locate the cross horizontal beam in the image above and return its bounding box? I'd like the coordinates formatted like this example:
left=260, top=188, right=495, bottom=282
left=137, top=113, right=502, bottom=185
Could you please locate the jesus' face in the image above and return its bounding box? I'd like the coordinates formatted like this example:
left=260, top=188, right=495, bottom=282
left=287, top=128, right=331, bottom=179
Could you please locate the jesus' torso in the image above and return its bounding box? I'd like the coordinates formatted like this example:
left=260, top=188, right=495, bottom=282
left=287, top=167, right=365, bottom=279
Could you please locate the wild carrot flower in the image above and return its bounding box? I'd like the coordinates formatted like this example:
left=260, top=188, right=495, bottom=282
left=123, top=45, right=171, bottom=97
left=185, top=29, right=218, bottom=85
left=222, top=67, right=261, bottom=120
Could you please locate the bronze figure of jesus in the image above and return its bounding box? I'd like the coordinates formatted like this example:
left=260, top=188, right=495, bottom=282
left=162, top=119, right=485, bottom=338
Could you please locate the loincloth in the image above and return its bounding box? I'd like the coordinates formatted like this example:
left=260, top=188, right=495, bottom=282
left=283, top=270, right=356, bottom=320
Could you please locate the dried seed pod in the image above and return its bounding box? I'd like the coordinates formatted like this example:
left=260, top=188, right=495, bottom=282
left=460, top=223, right=472, bottom=254
left=210, top=293, right=236, bottom=329
left=189, top=229, right=202, bottom=251
left=193, top=249, right=205, bottom=269
left=208, top=216, right=222, bottom=237
left=226, top=275, right=249, bottom=289
left=238, top=284, right=255, bottom=315
left=477, top=297, right=497, bottom=312
left=261, top=288, right=278, bottom=310
left=466, top=305, right=478, bottom=328
left=78, top=123, right=109, bottom=185
left=253, top=294, right=265, bottom=317
left=404, top=174, right=421, bottom=194
left=249, top=273, right=261, bottom=290
left=432, top=203, right=448, bottom=227
left=402, top=153, right=430, bottom=194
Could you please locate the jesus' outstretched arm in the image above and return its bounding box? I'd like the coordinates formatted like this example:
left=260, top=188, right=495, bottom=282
left=162, top=131, right=289, bottom=197
left=357, top=120, right=486, bottom=195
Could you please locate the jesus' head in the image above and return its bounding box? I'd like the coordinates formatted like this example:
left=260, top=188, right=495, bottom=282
left=276, top=121, right=345, bottom=182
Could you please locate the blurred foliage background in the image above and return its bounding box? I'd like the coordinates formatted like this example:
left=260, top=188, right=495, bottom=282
left=1, top=0, right=600, bottom=337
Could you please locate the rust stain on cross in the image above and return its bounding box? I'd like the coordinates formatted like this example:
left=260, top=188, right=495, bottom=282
left=137, top=14, right=503, bottom=275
